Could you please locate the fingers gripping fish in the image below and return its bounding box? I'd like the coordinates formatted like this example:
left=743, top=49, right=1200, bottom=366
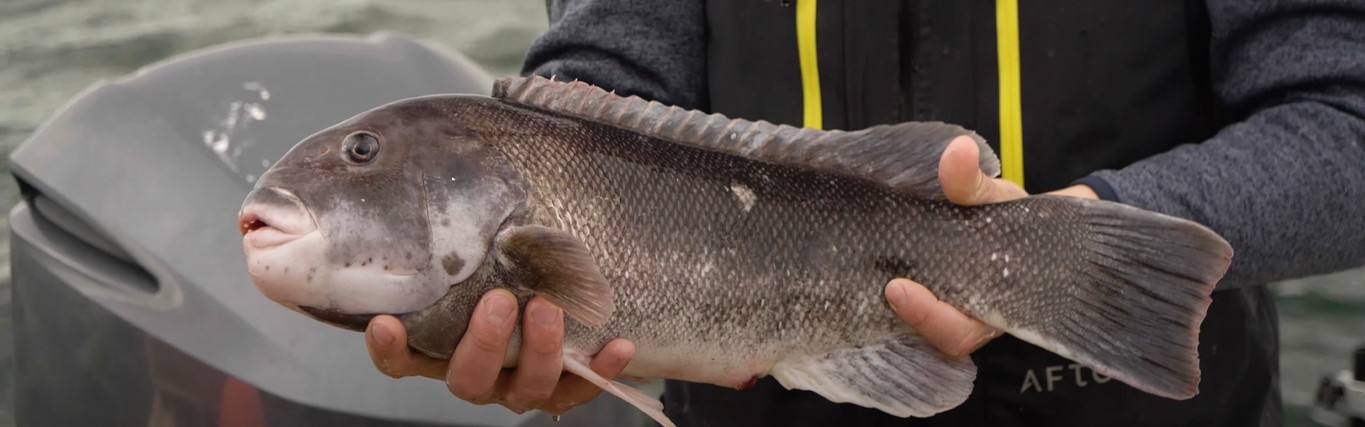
left=237, top=76, right=1233, bottom=427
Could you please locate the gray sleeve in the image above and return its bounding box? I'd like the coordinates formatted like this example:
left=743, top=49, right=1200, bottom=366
left=519, top=0, right=707, bottom=110
left=1082, top=0, right=1365, bottom=289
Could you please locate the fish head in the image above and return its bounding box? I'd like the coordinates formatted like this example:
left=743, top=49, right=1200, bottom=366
left=237, top=96, right=526, bottom=331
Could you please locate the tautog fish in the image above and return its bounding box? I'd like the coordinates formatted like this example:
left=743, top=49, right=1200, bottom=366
left=238, top=76, right=1233, bottom=427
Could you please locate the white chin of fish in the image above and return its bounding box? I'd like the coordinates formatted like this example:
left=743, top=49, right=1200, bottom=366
left=243, top=231, right=436, bottom=316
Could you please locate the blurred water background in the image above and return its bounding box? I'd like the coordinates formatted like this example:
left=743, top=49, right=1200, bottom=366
left=0, top=1, right=1360, bottom=426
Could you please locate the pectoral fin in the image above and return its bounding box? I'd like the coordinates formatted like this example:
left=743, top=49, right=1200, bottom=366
left=770, top=334, right=977, bottom=418
left=494, top=225, right=615, bottom=328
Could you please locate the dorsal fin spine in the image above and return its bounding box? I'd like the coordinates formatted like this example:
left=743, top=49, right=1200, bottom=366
left=650, top=103, right=675, bottom=136
left=589, top=91, right=613, bottom=118
left=565, top=82, right=591, bottom=113
left=629, top=99, right=651, bottom=130
left=529, top=82, right=551, bottom=106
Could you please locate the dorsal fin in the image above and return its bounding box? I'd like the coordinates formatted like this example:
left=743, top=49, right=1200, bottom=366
left=492, top=75, right=1000, bottom=199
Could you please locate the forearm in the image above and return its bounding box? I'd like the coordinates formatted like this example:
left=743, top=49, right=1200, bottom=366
left=520, top=0, right=706, bottom=109
left=1082, top=1, right=1365, bottom=289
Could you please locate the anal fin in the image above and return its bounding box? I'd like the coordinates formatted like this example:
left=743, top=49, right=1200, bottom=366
left=561, top=349, right=673, bottom=427
left=770, top=334, right=977, bottom=418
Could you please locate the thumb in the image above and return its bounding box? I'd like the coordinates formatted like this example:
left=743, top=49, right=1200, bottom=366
left=938, top=136, right=1027, bottom=206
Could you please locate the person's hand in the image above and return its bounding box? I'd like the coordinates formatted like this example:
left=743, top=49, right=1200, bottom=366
left=884, top=136, right=1097, bottom=357
left=364, top=290, right=636, bottom=415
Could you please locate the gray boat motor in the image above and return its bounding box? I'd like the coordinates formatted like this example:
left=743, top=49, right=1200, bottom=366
left=8, top=33, right=643, bottom=426
left=1313, top=346, right=1365, bottom=427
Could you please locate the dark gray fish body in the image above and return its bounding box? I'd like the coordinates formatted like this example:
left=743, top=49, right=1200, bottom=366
left=238, top=77, right=1232, bottom=426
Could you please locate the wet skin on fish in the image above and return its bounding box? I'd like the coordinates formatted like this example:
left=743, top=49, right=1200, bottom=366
left=238, top=76, right=1233, bottom=427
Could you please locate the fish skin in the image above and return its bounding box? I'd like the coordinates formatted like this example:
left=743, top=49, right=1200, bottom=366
left=238, top=77, right=1232, bottom=423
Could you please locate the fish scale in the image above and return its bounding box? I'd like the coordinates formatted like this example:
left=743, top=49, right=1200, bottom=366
left=487, top=99, right=1071, bottom=373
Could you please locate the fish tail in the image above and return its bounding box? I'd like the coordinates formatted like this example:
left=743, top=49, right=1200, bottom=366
left=980, top=195, right=1232, bottom=400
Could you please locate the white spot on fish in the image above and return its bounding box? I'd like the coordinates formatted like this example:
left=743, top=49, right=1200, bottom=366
left=823, top=301, right=830, bottom=311
left=985, top=217, right=993, bottom=223
left=991, top=253, right=998, bottom=261
left=360, top=198, right=366, bottom=203
left=1003, top=268, right=1010, bottom=278
left=1005, top=254, right=1010, bottom=263
left=729, top=183, right=757, bottom=212
left=451, top=177, right=456, bottom=181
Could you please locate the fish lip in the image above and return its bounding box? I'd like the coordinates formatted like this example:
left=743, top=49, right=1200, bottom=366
left=297, top=306, right=393, bottom=332
left=243, top=226, right=318, bottom=250
left=239, top=187, right=318, bottom=249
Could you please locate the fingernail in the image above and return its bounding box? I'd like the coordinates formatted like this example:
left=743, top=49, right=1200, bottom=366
left=371, top=323, right=395, bottom=346
left=484, top=293, right=515, bottom=323
left=885, top=280, right=907, bottom=310
left=532, top=304, right=561, bottom=328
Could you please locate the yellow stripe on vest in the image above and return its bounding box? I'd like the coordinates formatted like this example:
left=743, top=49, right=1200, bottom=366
left=996, top=0, right=1025, bottom=187
left=797, top=0, right=822, bottom=130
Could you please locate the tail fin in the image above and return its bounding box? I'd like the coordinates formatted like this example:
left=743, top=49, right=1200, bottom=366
left=982, top=196, right=1232, bottom=400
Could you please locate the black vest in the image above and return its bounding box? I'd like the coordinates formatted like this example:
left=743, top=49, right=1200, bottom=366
left=662, top=1, right=1282, bottom=426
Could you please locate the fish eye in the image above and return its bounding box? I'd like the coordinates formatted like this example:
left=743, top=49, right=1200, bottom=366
left=341, top=131, right=380, bottom=164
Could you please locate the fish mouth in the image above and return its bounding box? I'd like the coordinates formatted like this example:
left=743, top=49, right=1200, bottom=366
left=239, top=187, right=318, bottom=250
left=298, top=306, right=387, bottom=332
